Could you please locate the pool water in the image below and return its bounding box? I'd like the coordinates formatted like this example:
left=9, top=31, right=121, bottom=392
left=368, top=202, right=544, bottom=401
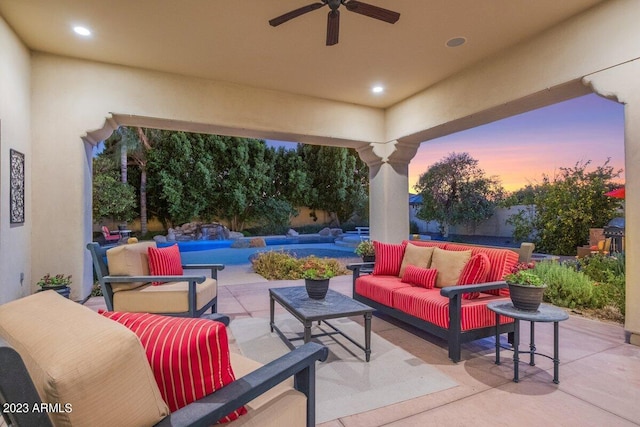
left=179, top=243, right=359, bottom=266
left=157, top=235, right=337, bottom=253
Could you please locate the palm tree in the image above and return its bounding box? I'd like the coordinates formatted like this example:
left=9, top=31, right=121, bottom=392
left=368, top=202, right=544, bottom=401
left=114, top=126, right=155, bottom=235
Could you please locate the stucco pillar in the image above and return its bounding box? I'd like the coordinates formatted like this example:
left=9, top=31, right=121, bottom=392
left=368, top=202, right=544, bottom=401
left=357, top=140, right=420, bottom=243
left=583, top=59, right=640, bottom=345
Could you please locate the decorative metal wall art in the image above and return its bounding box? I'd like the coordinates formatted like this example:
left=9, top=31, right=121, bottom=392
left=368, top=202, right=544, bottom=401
left=10, top=149, right=25, bottom=224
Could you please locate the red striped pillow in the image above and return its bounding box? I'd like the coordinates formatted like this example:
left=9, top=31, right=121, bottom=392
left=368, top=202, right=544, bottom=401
left=401, top=265, right=438, bottom=289
left=372, top=241, right=406, bottom=276
left=100, top=311, right=246, bottom=422
left=458, top=253, right=491, bottom=299
left=148, top=244, right=183, bottom=286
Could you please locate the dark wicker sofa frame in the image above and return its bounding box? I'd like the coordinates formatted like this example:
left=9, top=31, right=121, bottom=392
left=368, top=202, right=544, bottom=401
left=87, top=242, right=223, bottom=318
left=0, top=335, right=328, bottom=427
left=348, top=263, right=515, bottom=363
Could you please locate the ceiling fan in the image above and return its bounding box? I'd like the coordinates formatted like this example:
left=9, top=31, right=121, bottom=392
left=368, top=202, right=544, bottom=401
left=269, top=0, right=400, bottom=46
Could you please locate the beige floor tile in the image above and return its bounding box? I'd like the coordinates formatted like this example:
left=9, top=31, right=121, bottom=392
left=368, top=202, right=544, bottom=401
left=383, top=381, right=637, bottom=427
left=555, top=344, right=640, bottom=422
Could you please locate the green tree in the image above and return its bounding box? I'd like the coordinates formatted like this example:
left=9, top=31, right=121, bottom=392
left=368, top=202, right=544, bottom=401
left=104, top=126, right=158, bottom=234
left=271, top=146, right=309, bottom=207
left=501, top=184, right=537, bottom=206
left=209, top=137, right=275, bottom=231
left=92, top=156, right=137, bottom=223
left=414, top=152, right=503, bottom=237
left=507, top=159, right=623, bottom=255
left=298, top=145, right=369, bottom=225
left=146, top=131, right=216, bottom=227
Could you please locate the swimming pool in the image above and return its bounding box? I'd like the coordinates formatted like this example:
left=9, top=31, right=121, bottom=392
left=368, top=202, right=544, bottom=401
left=157, top=234, right=338, bottom=252
left=178, top=243, right=358, bottom=266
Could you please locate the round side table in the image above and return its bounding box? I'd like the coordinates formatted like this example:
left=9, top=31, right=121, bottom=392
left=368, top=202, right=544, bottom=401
left=487, top=301, right=569, bottom=384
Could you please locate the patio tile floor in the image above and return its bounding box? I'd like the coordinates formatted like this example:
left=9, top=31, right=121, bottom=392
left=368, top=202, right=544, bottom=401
left=85, top=273, right=640, bottom=426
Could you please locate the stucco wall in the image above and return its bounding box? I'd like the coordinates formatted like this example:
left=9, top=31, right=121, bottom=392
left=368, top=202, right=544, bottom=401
left=0, top=16, right=32, bottom=303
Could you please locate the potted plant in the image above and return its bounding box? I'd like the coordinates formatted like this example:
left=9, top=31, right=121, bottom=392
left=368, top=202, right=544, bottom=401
left=504, top=262, right=546, bottom=311
left=37, top=273, right=72, bottom=299
left=300, top=257, right=341, bottom=299
left=354, top=240, right=375, bottom=262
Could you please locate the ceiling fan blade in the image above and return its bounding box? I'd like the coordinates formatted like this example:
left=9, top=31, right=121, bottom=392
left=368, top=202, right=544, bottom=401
left=269, top=2, right=326, bottom=27
left=326, top=10, right=340, bottom=45
left=344, top=0, right=400, bottom=24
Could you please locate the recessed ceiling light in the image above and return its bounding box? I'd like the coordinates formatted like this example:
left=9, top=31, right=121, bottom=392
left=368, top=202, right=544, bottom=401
left=73, top=26, right=92, bottom=37
left=446, top=37, right=466, bottom=48
left=372, top=86, right=384, bottom=94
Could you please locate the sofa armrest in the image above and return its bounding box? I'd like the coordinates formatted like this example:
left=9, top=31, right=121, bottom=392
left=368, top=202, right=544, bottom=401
left=439, top=281, right=507, bottom=298
left=0, top=338, right=54, bottom=427
left=347, top=262, right=375, bottom=295
left=154, top=342, right=329, bottom=427
left=440, top=281, right=510, bottom=362
left=346, top=262, right=375, bottom=275
left=182, top=264, right=224, bottom=280
left=103, top=275, right=206, bottom=285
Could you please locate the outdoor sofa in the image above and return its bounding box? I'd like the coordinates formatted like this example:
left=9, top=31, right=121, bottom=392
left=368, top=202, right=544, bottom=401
left=348, top=240, right=522, bottom=362
left=0, top=291, right=328, bottom=426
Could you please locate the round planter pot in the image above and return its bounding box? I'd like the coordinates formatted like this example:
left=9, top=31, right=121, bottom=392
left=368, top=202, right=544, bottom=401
left=508, top=283, right=546, bottom=311
left=362, top=255, right=375, bottom=263
left=305, top=278, right=330, bottom=300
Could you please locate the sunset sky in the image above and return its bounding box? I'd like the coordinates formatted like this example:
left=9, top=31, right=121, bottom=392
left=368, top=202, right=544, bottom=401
left=267, top=93, right=625, bottom=194
left=408, top=93, right=625, bottom=193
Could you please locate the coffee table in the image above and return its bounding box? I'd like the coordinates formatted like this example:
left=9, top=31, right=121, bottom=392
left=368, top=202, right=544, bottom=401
left=269, top=286, right=374, bottom=362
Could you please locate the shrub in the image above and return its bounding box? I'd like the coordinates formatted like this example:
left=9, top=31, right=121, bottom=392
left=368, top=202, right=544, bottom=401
left=592, top=274, right=626, bottom=316
left=299, top=256, right=342, bottom=279
left=251, top=251, right=302, bottom=280
left=91, top=282, right=103, bottom=297
left=576, top=252, right=625, bottom=281
left=572, top=253, right=626, bottom=316
left=533, top=261, right=594, bottom=309
left=252, top=251, right=347, bottom=280
left=354, top=240, right=375, bottom=257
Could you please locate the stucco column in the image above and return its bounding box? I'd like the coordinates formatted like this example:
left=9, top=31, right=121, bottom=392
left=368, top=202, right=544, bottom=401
left=583, top=59, right=640, bottom=345
left=357, top=140, right=420, bottom=243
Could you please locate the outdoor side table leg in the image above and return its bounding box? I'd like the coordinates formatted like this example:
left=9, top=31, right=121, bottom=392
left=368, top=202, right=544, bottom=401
left=364, top=312, right=372, bottom=362
left=553, top=321, right=560, bottom=384
left=529, top=320, right=536, bottom=366
left=513, top=319, right=520, bottom=383
left=304, top=321, right=312, bottom=343
left=269, top=295, right=275, bottom=332
left=494, top=312, right=501, bottom=365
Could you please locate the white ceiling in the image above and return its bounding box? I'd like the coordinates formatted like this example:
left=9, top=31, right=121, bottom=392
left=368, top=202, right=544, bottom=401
left=0, top=0, right=604, bottom=108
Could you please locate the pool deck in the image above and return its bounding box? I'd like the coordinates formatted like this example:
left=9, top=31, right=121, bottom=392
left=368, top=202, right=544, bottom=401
left=84, top=264, right=640, bottom=427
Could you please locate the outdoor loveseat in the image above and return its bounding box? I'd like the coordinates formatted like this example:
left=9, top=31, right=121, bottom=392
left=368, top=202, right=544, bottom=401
left=349, top=240, right=522, bottom=362
left=0, top=291, right=328, bottom=426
